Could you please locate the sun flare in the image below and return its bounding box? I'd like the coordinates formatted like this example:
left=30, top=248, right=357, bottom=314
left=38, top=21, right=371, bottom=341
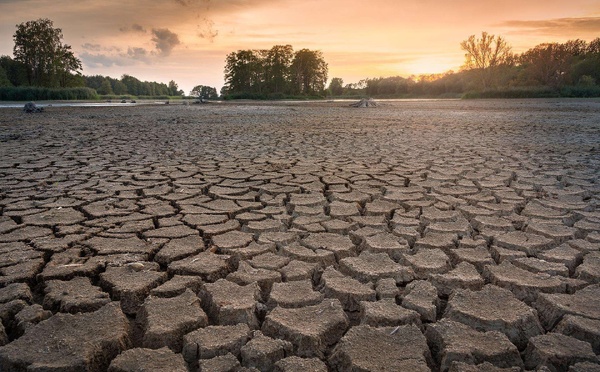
left=403, top=57, right=460, bottom=76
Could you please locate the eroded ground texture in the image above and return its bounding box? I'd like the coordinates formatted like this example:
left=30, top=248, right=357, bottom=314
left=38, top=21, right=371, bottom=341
left=0, top=99, right=599, bottom=371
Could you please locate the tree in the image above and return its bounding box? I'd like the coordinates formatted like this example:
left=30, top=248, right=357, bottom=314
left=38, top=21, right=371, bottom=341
left=13, top=18, right=82, bottom=87
left=190, top=85, right=218, bottom=99
left=365, top=76, right=411, bottom=96
left=55, top=44, right=83, bottom=87
left=563, top=39, right=588, bottom=56
left=168, top=80, right=183, bottom=96
left=290, top=49, right=328, bottom=95
left=571, top=54, right=600, bottom=86
left=121, top=74, right=142, bottom=95
left=0, top=56, right=27, bottom=86
left=588, top=38, right=600, bottom=55
left=0, top=66, right=12, bottom=87
left=222, top=45, right=329, bottom=97
left=328, top=77, right=344, bottom=96
left=83, top=75, right=105, bottom=91
left=112, top=79, right=128, bottom=95
left=460, top=32, right=513, bottom=89
left=97, top=79, right=114, bottom=95
left=520, top=43, right=572, bottom=87
left=223, top=50, right=262, bottom=94
left=265, top=45, right=293, bottom=93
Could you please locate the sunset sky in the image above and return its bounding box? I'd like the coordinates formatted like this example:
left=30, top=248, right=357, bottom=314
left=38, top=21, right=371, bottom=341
left=1, top=0, right=599, bottom=94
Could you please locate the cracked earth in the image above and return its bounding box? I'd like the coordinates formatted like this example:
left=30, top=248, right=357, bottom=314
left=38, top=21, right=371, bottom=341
left=0, top=99, right=599, bottom=371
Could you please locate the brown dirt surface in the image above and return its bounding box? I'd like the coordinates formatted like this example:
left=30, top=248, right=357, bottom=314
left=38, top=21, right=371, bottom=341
left=0, top=99, right=599, bottom=370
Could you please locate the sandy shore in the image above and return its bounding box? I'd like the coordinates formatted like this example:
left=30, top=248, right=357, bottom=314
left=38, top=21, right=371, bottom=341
left=0, top=99, right=599, bottom=371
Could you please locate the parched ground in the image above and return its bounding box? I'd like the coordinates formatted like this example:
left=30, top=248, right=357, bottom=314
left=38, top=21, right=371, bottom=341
left=0, top=99, right=599, bottom=371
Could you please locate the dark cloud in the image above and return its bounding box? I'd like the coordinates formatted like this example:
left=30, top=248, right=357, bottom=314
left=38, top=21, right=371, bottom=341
left=80, top=52, right=135, bottom=67
left=81, top=27, right=180, bottom=69
left=499, top=17, right=600, bottom=35
left=81, top=43, right=103, bottom=51
left=79, top=46, right=151, bottom=68
left=127, top=47, right=151, bottom=62
left=151, top=28, right=181, bottom=56
left=131, top=23, right=147, bottom=32
left=119, top=23, right=147, bottom=33
left=81, top=43, right=121, bottom=52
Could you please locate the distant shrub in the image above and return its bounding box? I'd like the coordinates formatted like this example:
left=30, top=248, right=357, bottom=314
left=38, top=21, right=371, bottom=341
left=99, top=94, right=134, bottom=100
left=223, top=92, right=268, bottom=100
left=462, top=87, right=560, bottom=99
left=0, top=86, right=98, bottom=101
left=222, top=92, right=327, bottom=100
left=463, top=85, right=600, bottom=99
left=267, top=92, right=285, bottom=100
left=137, top=95, right=176, bottom=100
left=560, top=85, right=600, bottom=97
left=578, top=75, right=596, bottom=87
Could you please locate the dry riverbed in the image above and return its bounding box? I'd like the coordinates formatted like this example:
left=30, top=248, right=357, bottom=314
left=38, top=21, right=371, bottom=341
left=0, top=99, right=599, bottom=371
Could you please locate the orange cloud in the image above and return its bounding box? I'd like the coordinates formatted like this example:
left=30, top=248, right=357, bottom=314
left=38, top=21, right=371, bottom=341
left=500, top=16, right=600, bottom=36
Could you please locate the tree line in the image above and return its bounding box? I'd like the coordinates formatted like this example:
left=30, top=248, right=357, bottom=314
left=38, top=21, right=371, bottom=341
left=83, top=74, right=183, bottom=97
left=2, top=18, right=599, bottom=100
left=330, top=33, right=600, bottom=98
left=0, top=18, right=211, bottom=100
left=222, top=45, right=328, bottom=98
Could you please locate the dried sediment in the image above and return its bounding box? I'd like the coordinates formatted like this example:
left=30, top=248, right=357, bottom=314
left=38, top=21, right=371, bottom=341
left=0, top=100, right=599, bottom=371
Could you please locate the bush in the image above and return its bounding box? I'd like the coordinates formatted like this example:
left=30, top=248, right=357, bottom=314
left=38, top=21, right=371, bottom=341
left=136, top=95, right=177, bottom=100
left=267, top=92, right=285, bottom=100
left=578, top=75, right=596, bottom=87
left=462, top=87, right=560, bottom=99
left=222, top=91, right=329, bottom=100
left=99, top=95, right=134, bottom=100
left=560, top=85, right=600, bottom=97
left=223, top=92, right=268, bottom=100
left=0, top=86, right=98, bottom=101
left=463, top=85, right=600, bottom=98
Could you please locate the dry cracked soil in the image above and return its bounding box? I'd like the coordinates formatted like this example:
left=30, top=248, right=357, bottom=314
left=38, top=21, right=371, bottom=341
left=0, top=99, right=599, bottom=372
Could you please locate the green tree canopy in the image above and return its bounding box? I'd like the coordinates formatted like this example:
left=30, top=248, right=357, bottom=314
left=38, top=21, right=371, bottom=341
left=97, top=79, right=114, bottom=95
left=0, top=55, right=27, bottom=86
left=112, top=79, right=128, bottom=95
left=265, top=45, right=293, bottom=93
left=190, top=85, right=218, bottom=99
left=328, top=77, right=344, bottom=96
left=520, top=43, right=572, bottom=87
left=290, top=49, right=328, bottom=95
left=13, top=18, right=82, bottom=87
left=0, top=66, right=12, bottom=87
left=224, top=49, right=262, bottom=94
left=222, top=45, right=328, bottom=97
left=168, top=80, right=183, bottom=96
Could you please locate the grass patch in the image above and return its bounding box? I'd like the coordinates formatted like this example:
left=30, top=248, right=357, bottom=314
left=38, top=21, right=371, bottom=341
left=99, top=95, right=185, bottom=100
left=462, top=87, right=561, bottom=99
left=559, top=85, right=600, bottom=97
left=462, top=86, right=600, bottom=99
left=0, top=86, right=99, bottom=101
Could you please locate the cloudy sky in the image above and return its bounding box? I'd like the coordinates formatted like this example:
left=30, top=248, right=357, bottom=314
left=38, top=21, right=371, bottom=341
left=1, top=0, right=599, bottom=94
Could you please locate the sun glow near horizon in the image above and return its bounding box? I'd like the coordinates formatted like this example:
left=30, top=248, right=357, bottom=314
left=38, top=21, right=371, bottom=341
left=0, top=0, right=599, bottom=93
left=402, top=56, right=463, bottom=77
